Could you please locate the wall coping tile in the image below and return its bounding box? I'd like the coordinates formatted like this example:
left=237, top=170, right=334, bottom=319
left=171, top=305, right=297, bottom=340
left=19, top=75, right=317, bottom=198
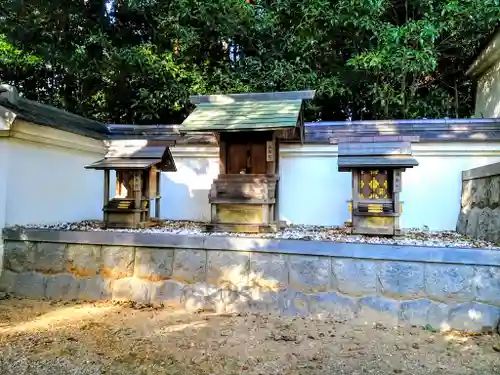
left=462, top=161, right=500, bottom=181
left=4, top=228, right=500, bottom=267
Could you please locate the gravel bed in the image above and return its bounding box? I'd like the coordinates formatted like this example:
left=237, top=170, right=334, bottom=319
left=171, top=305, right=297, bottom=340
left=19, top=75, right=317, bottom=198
left=9, top=220, right=500, bottom=249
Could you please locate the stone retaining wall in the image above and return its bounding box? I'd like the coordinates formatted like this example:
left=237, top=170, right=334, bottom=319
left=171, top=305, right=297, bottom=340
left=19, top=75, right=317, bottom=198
left=2, top=229, right=500, bottom=333
left=457, top=162, right=500, bottom=242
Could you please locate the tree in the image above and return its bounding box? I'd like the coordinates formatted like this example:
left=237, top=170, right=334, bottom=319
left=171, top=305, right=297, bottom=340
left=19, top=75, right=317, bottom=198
left=0, top=0, right=499, bottom=123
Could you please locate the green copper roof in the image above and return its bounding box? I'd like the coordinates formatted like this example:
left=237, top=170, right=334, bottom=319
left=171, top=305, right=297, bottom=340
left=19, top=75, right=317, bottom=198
left=181, top=99, right=303, bottom=132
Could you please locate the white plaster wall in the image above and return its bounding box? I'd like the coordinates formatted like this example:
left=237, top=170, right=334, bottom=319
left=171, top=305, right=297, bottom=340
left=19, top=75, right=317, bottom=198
left=279, top=147, right=351, bottom=226
left=157, top=146, right=350, bottom=225
left=5, top=138, right=105, bottom=226
left=105, top=142, right=500, bottom=231
left=475, top=59, right=500, bottom=118
left=400, top=147, right=500, bottom=230
left=158, top=146, right=352, bottom=226
left=0, top=138, right=10, bottom=272
left=106, top=145, right=219, bottom=222
left=160, top=151, right=219, bottom=222
left=279, top=143, right=500, bottom=231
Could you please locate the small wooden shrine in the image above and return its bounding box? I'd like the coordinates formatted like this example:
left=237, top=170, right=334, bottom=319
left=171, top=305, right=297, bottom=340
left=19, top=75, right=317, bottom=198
left=334, top=135, right=419, bottom=236
left=181, top=91, right=315, bottom=233
left=85, top=143, right=177, bottom=229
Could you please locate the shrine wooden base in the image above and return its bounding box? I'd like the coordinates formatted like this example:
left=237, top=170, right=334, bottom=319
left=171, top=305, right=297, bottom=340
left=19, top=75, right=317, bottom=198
left=103, top=210, right=158, bottom=230
left=207, top=202, right=277, bottom=233
left=207, top=174, right=278, bottom=233
left=102, top=221, right=157, bottom=230
left=350, top=214, right=401, bottom=236
left=205, top=222, right=277, bottom=233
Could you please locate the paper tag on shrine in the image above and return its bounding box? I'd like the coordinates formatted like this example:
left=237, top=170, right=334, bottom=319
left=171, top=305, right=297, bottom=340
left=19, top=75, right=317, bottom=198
left=266, top=141, right=275, bottom=162
left=393, top=170, right=402, bottom=192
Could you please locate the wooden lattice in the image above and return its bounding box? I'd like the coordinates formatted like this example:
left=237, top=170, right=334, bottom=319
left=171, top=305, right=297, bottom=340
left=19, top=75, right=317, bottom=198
left=359, top=169, right=392, bottom=199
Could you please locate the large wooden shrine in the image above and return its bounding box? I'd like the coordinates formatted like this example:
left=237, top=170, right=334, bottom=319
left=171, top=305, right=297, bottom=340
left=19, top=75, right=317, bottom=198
left=85, top=143, right=177, bottom=229
left=334, top=135, right=419, bottom=236
left=181, top=91, right=315, bottom=233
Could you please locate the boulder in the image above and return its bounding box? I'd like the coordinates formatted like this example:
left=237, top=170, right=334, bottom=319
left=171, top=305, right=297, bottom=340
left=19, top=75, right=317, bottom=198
left=472, top=178, right=490, bottom=208
left=465, top=207, right=481, bottom=237
left=477, top=207, right=493, bottom=240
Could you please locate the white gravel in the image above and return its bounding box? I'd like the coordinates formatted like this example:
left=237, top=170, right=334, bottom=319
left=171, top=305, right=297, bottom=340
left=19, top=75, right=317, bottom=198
left=8, top=220, right=500, bottom=249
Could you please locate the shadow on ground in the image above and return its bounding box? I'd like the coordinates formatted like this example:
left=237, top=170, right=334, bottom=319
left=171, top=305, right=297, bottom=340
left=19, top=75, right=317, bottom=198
left=0, top=297, right=500, bottom=375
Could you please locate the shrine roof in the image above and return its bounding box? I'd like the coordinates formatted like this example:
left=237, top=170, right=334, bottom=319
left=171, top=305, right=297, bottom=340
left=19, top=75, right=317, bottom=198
left=338, top=155, right=419, bottom=169
left=181, top=91, right=315, bottom=132
left=337, top=135, right=419, bottom=170
left=85, top=158, right=161, bottom=170
left=85, top=145, right=176, bottom=171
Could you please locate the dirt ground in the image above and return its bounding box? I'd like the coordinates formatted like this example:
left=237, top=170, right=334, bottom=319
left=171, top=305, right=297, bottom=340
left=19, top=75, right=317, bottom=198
left=0, top=297, right=499, bottom=375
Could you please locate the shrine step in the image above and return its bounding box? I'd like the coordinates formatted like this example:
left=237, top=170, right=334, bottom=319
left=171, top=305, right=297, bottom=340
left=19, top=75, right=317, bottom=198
left=205, top=222, right=277, bottom=233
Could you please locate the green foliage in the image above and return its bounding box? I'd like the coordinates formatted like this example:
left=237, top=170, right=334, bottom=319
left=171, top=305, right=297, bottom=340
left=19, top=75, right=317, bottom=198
left=0, top=35, right=42, bottom=67
left=0, top=0, right=499, bottom=123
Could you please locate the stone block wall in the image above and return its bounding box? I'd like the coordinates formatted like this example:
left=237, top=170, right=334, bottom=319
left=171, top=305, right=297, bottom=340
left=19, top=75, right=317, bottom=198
left=2, top=236, right=500, bottom=333
left=457, top=162, right=500, bottom=242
